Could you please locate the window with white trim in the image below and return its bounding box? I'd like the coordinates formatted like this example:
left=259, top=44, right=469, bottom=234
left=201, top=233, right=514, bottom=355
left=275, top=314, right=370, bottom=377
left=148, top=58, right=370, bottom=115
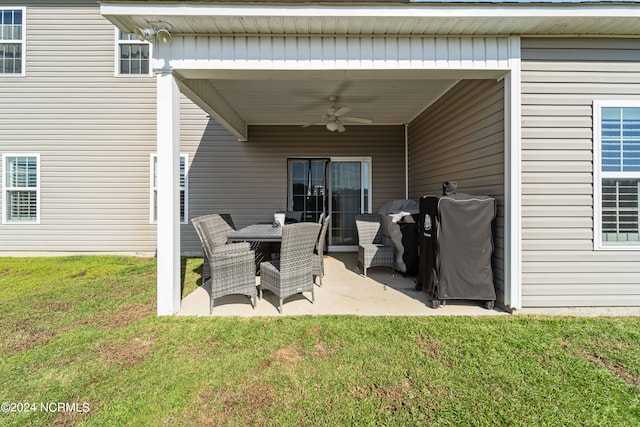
left=0, top=8, right=25, bottom=75
left=151, top=154, right=188, bottom=224
left=3, top=154, right=39, bottom=223
left=594, top=101, right=640, bottom=248
left=116, top=29, right=150, bottom=76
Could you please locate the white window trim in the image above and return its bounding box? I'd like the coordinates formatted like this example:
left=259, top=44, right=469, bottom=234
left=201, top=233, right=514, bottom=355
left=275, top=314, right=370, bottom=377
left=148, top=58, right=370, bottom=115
left=150, top=153, right=188, bottom=225
left=2, top=153, right=40, bottom=224
left=593, top=100, right=640, bottom=250
left=0, top=6, right=26, bottom=78
left=114, top=27, right=152, bottom=78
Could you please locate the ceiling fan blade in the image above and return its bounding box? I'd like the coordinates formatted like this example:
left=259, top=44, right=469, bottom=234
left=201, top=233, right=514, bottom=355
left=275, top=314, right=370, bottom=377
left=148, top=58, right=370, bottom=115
left=340, top=116, right=373, bottom=124
left=337, top=121, right=346, bottom=132
left=302, top=120, right=323, bottom=128
left=334, top=106, right=351, bottom=117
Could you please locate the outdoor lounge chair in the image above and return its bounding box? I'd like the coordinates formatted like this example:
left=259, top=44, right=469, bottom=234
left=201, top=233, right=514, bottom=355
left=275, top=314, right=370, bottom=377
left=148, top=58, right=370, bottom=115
left=313, top=214, right=331, bottom=286
left=192, top=214, right=257, bottom=312
left=259, top=222, right=321, bottom=313
left=355, top=214, right=395, bottom=276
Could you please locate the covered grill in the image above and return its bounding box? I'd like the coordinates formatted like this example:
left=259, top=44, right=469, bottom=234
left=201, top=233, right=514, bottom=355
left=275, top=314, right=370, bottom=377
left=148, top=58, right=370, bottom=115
left=418, top=182, right=497, bottom=309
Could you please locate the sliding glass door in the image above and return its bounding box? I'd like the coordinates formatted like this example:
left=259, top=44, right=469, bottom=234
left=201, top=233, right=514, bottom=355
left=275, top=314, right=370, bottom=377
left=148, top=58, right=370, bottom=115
left=287, top=159, right=329, bottom=223
left=287, top=157, right=371, bottom=251
left=329, top=158, right=371, bottom=251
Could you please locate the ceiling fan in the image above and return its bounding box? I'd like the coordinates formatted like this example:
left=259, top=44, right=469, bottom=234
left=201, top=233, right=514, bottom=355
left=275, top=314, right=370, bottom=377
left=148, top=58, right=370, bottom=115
left=302, top=95, right=373, bottom=132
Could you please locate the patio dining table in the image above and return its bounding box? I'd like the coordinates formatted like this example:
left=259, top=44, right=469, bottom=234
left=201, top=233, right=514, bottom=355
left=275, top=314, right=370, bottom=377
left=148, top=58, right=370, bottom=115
left=227, top=223, right=283, bottom=275
left=227, top=223, right=283, bottom=243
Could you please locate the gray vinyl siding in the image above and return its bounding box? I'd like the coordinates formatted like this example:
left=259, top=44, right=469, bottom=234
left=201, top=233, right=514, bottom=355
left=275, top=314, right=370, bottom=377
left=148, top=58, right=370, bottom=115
left=181, top=120, right=406, bottom=254
left=0, top=1, right=406, bottom=255
left=0, top=1, right=157, bottom=252
left=407, top=79, right=505, bottom=304
left=521, top=38, right=640, bottom=307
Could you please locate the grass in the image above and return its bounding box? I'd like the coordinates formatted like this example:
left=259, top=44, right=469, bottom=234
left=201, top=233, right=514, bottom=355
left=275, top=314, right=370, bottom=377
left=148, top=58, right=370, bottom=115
left=0, top=256, right=639, bottom=426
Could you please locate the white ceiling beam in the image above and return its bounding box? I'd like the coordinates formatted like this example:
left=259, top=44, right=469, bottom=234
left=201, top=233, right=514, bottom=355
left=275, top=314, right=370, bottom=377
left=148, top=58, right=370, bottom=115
left=179, top=79, right=248, bottom=141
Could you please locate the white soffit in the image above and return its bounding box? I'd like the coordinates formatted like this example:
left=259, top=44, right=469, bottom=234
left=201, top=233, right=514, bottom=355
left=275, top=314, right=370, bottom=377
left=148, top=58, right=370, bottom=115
left=100, top=2, right=640, bottom=36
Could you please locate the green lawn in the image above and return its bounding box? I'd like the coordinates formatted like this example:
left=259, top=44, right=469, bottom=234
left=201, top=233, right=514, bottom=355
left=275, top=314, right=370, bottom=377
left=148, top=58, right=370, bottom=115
left=0, top=256, right=639, bottom=426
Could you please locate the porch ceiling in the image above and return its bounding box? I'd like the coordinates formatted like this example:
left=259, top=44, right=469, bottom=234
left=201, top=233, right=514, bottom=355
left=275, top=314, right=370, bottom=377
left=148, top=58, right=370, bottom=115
left=174, top=69, right=505, bottom=126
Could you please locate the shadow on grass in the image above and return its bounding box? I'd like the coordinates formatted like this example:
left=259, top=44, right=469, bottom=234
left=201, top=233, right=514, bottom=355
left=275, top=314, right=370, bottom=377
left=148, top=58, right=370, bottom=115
left=180, top=257, right=205, bottom=299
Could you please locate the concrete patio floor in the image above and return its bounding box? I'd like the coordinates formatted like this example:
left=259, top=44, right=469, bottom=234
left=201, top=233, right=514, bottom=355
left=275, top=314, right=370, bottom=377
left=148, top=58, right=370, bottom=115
left=178, top=253, right=508, bottom=316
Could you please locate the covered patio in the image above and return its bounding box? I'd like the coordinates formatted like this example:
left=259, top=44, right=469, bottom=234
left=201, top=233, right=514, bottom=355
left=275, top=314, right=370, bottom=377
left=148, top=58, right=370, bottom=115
left=100, top=1, right=525, bottom=315
left=179, top=253, right=506, bottom=316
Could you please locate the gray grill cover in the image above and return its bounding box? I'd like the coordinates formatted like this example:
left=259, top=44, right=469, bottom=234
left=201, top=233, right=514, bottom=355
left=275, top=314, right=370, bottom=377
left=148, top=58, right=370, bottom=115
left=436, top=194, right=496, bottom=301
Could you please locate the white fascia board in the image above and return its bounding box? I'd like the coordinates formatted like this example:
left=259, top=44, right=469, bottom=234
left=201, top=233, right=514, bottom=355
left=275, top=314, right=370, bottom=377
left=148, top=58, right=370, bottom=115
left=100, top=3, right=640, bottom=19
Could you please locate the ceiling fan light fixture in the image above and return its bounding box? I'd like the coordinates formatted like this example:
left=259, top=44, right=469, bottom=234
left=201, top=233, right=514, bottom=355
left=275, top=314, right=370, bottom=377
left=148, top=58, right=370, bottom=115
left=303, top=95, right=372, bottom=132
left=326, top=121, right=339, bottom=132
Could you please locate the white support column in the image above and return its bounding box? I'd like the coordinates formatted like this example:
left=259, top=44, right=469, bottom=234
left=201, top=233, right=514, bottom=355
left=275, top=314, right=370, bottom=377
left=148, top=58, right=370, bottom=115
left=504, top=36, right=522, bottom=310
left=156, top=70, right=181, bottom=316
left=404, top=123, right=409, bottom=199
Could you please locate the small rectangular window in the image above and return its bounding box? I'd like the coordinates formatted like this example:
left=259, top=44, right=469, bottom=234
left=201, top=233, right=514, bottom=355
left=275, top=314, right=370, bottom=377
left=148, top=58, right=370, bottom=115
left=594, top=101, right=640, bottom=249
left=116, top=29, right=150, bottom=77
left=3, top=154, right=39, bottom=223
left=0, top=8, right=25, bottom=76
left=151, top=154, right=188, bottom=224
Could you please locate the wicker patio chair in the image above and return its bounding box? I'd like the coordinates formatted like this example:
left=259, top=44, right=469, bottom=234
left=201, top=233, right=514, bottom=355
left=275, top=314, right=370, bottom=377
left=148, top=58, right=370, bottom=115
left=259, top=222, right=321, bottom=313
left=192, top=214, right=257, bottom=312
left=355, top=214, right=395, bottom=277
left=313, top=214, right=331, bottom=286
left=285, top=211, right=302, bottom=223
left=206, top=247, right=257, bottom=312
left=192, top=213, right=244, bottom=280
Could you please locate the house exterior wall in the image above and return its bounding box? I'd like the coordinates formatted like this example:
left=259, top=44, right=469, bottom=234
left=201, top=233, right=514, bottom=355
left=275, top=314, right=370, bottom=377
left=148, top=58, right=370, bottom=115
left=521, top=38, right=640, bottom=307
left=7, top=3, right=639, bottom=309
left=0, top=1, right=158, bottom=253
left=407, top=79, right=505, bottom=303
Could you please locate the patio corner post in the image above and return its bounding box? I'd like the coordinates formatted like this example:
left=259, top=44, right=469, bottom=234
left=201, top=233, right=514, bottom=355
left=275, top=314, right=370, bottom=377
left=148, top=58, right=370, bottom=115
left=156, top=70, right=181, bottom=316
left=504, top=35, right=523, bottom=311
